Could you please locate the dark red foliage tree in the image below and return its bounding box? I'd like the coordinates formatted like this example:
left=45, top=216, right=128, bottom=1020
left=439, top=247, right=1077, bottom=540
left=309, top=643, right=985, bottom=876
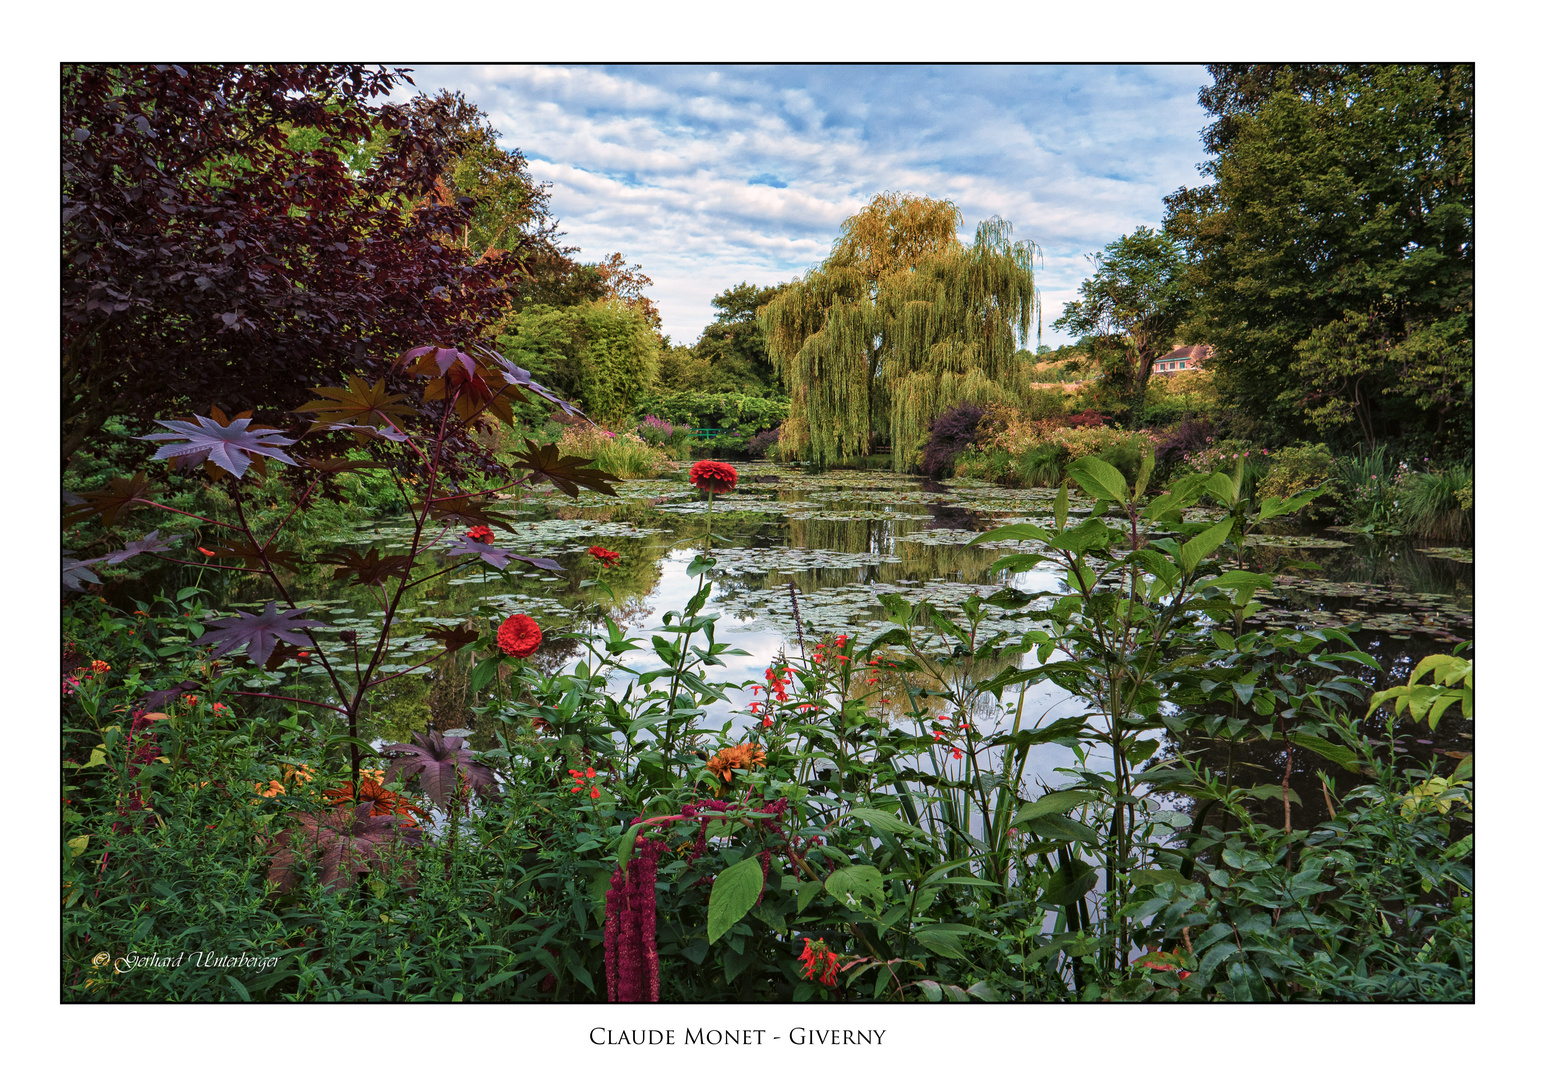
left=62, top=64, right=529, bottom=466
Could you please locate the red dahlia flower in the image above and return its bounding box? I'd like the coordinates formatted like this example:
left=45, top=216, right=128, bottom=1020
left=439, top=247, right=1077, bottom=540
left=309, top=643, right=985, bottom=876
left=588, top=545, right=621, bottom=568
left=688, top=460, right=738, bottom=495
left=465, top=525, right=495, bottom=543
left=497, top=613, right=542, bottom=657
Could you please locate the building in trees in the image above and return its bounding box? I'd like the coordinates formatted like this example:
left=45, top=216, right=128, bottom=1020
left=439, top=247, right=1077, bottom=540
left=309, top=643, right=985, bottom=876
left=760, top=192, right=1041, bottom=470
left=1153, top=344, right=1211, bottom=376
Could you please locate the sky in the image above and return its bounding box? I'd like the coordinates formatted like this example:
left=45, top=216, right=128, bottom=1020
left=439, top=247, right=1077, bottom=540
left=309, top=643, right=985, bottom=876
left=392, top=64, right=1214, bottom=350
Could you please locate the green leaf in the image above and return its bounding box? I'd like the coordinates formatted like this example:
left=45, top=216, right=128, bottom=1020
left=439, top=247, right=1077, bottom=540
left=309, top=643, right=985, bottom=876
left=1012, top=789, right=1099, bottom=824
left=1134, top=446, right=1155, bottom=500
left=878, top=593, right=913, bottom=625
left=614, top=823, right=645, bottom=877
left=1291, top=734, right=1362, bottom=772
left=1197, top=941, right=1239, bottom=983
left=825, top=865, right=885, bottom=911
left=1204, top=570, right=1273, bottom=592
left=469, top=655, right=503, bottom=695
left=1129, top=868, right=1189, bottom=888
left=706, top=857, right=764, bottom=944
left=914, top=927, right=967, bottom=960
left=1205, top=471, right=1238, bottom=505
left=849, top=806, right=929, bottom=839
left=796, top=876, right=824, bottom=914
left=1039, top=858, right=1099, bottom=907
left=969, top=522, right=1051, bottom=546
left=1054, top=482, right=1069, bottom=531
left=66, top=835, right=90, bottom=858
left=1068, top=455, right=1130, bottom=504
left=1180, top=515, right=1234, bottom=575
left=1021, top=813, right=1099, bottom=846
left=684, top=555, right=717, bottom=578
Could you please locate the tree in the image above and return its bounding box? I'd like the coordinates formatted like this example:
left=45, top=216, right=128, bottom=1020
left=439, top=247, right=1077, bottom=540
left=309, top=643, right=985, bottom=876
left=1051, top=227, right=1187, bottom=424
left=595, top=253, right=663, bottom=331
left=405, top=89, right=563, bottom=259
left=497, top=302, right=658, bottom=426
left=1164, top=64, right=1473, bottom=454
left=761, top=192, right=1040, bottom=469
left=692, top=281, right=786, bottom=393
left=62, top=65, right=528, bottom=467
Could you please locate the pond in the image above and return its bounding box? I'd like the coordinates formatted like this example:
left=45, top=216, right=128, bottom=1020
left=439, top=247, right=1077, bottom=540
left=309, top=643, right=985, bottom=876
left=167, top=463, right=1472, bottom=829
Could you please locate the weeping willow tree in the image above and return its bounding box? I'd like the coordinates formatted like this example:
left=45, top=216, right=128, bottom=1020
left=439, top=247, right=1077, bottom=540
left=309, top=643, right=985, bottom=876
left=761, top=192, right=1040, bottom=470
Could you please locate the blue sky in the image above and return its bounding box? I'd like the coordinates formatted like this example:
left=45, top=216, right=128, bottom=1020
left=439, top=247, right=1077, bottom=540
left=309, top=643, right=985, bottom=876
left=393, top=64, right=1213, bottom=349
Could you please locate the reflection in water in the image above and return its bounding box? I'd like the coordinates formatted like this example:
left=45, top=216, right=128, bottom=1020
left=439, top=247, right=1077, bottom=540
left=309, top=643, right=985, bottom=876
left=108, top=466, right=1471, bottom=827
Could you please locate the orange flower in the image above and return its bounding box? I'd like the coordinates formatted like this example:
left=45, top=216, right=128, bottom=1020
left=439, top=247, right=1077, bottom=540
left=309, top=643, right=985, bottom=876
left=704, top=742, right=767, bottom=786
left=322, top=776, right=426, bottom=825
left=254, top=780, right=286, bottom=799
left=90, top=660, right=111, bottom=673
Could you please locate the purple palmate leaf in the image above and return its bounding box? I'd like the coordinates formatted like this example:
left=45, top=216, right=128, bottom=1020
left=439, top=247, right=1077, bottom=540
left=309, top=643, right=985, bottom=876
left=382, top=730, right=499, bottom=810
left=306, top=421, right=411, bottom=443
left=474, top=343, right=585, bottom=417
left=193, top=600, right=324, bottom=667
left=138, top=415, right=299, bottom=478
left=265, top=805, right=423, bottom=893
left=398, top=344, right=477, bottom=380
left=62, top=552, right=106, bottom=592
left=441, top=536, right=562, bottom=573
left=100, top=530, right=185, bottom=565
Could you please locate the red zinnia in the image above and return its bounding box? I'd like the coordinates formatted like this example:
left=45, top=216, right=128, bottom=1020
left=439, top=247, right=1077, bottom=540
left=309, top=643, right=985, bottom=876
left=497, top=614, right=542, bottom=657
left=588, top=545, right=621, bottom=568
left=465, top=525, right=495, bottom=544
left=689, top=460, right=738, bottom=495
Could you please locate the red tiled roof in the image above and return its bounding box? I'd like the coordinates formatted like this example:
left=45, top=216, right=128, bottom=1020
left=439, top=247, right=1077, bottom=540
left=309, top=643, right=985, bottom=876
left=1156, top=344, right=1212, bottom=363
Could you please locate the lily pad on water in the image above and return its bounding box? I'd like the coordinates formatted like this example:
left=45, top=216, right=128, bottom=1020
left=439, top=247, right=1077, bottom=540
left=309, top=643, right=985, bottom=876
left=1417, top=547, right=1474, bottom=564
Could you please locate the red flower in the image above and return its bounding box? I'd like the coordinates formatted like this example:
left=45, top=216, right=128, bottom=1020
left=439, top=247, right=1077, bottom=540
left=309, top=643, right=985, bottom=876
left=588, top=545, right=621, bottom=568
left=465, top=525, right=495, bottom=544
left=497, top=614, right=542, bottom=657
left=197, top=547, right=216, bottom=557
left=689, top=460, right=738, bottom=495
left=798, top=938, right=841, bottom=987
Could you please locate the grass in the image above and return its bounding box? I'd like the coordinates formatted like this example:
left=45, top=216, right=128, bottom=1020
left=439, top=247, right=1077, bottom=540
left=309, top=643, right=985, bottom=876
left=1401, top=464, right=1473, bottom=543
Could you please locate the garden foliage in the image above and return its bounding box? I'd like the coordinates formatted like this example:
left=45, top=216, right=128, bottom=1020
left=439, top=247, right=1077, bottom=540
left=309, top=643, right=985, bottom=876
left=63, top=386, right=1473, bottom=1000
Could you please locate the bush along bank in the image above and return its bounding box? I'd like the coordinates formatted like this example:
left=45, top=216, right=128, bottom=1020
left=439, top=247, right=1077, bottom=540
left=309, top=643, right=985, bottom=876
left=936, top=406, right=1472, bottom=543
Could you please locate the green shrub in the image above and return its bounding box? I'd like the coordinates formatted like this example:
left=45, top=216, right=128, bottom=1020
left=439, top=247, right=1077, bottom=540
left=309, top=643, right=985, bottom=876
left=1256, top=443, right=1342, bottom=522
left=632, top=391, right=788, bottom=434
left=1400, top=465, right=1473, bottom=543
left=555, top=426, right=675, bottom=479
left=1016, top=442, right=1069, bottom=487
left=1094, top=433, right=1152, bottom=487
left=953, top=447, right=1017, bottom=484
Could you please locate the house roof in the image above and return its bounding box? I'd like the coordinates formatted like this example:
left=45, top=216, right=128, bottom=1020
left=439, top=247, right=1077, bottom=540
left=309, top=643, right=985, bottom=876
left=1156, top=344, right=1212, bottom=363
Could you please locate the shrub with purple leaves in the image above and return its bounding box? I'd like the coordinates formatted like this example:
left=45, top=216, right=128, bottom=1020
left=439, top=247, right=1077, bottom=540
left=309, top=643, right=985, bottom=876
left=920, top=404, right=985, bottom=478
left=1151, top=418, right=1214, bottom=468
left=745, top=425, right=781, bottom=460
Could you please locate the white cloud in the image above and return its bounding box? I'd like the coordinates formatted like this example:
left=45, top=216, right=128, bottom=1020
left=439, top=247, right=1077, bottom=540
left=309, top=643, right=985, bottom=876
left=404, top=63, right=1210, bottom=346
